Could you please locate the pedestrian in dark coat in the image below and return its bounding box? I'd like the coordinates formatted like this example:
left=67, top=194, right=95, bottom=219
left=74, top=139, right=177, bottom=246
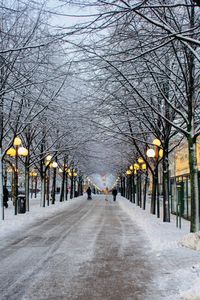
left=3, top=186, right=9, bottom=208
left=112, top=187, right=118, bottom=201
left=86, top=187, right=92, bottom=200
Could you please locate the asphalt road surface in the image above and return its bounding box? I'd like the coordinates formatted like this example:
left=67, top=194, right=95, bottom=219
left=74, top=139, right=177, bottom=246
left=0, top=196, right=163, bottom=300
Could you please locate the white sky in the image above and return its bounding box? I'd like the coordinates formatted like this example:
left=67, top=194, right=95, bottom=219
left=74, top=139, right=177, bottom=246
left=46, top=0, right=96, bottom=28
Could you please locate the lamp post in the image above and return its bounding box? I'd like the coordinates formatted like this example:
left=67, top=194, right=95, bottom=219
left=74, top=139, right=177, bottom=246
left=70, top=164, right=74, bottom=199
left=133, top=163, right=140, bottom=206
left=45, top=155, right=52, bottom=206
left=146, top=139, right=162, bottom=218
left=29, top=170, right=38, bottom=198
left=77, top=171, right=83, bottom=196
left=51, top=161, right=58, bottom=204
left=7, top=137, right=28, bottom=215
left=135, top=158, right=147, bottom=209
left=126, top=170, right=132, bottom=200
left=73, top=170, right=78, bottom=197
left=141, top=162, right=148, bottom=210
left=59, top=160, right=65, bottom=202
left=129, top=165, right=134, bottom=202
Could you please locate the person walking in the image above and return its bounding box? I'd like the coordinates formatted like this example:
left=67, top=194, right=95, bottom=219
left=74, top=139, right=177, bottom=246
left=3, top=186, right=9, bottom=208
left=86, top=187, right=92, bottom=200
left=105, top=187, right=109, bottom=201
left=112, top=187, right=118, bottom=202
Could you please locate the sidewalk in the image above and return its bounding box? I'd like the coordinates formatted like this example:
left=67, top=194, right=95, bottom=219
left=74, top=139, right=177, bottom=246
left=0, top=194, right=199, bottom=299
left=117, top=196, right=200, bottom=300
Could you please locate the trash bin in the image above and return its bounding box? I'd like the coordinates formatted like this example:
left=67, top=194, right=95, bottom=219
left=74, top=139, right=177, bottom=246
left=18, top=195, right=26, bottom=213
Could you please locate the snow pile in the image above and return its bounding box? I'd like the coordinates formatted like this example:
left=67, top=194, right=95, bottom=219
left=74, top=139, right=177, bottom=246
left=0, top=194, right=85, bottom=241
left=179, top=232, right=200, bottom=251
left=181, top=278, right=200, bottom=300
left=118, top=197, right=190, bottom=252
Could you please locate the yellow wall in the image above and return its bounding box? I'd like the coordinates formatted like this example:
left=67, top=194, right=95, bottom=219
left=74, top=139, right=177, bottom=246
left=175, top=137, right=200, bottom=176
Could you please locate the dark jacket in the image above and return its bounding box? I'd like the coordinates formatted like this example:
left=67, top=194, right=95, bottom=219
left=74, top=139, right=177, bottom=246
left=3, top=186, right=9, bottom=206
left=112, top=188, right=117, bottom=196
left=86, top=187, right=92, bottom=196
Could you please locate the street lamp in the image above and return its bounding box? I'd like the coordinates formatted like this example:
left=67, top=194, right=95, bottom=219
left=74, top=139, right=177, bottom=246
left=29, top=170, right=38, bottom=198
left=7, top=136, right=28, bottom=215
left=52, top=162, right=58, bottom=168
left=45, top=155, right=52, bottom=206
left=51, top=160, right=58, bottom=204
left=146, top=138, right=162, bottom=217
left=125, top=170, right=132, bottom=200
left=136, top=158, right=144, bottom=208
left=146, top=149, right=155, bottom=158
left=129, top=165, right=136, bottom=203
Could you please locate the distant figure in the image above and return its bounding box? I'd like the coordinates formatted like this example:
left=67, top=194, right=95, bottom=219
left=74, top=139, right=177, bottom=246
left=86, top=187, right=92, bottom=200
left=112, top=187, right=118, bottom=201
left=3, top=186, right=9, bottom=208
left=105, top=187, right=109, bottom=201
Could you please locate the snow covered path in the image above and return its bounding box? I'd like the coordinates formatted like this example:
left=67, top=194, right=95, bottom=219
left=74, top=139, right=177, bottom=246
left=0, top=195, right=163, bottom=300
left=0, top=195, right=199, bottom=300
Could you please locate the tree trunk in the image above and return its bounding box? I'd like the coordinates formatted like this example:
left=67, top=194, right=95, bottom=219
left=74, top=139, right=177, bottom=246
left=0, top=151, right=4, bottom=220
left=25, top=157, right=30, bottom=211
left=151, top=173, right=156, bottom=214
left=46, top=167, right=50, bottom=206
left=163, top=149, right=170, bottom=222
left=136, top=173, right=140, bottom=206
left=51, top=166, right=56, bottom=204
left=60, top=170, right=65, bottom=202
left=132, top=172, right=135, bottom=203
left=188, top=136, right=199, bottom=232
left=41, top=174, right=46, bottom=207
left=139, top=173, right=142, bottom=208
left=70, top=172, right=74, bottom=199
left=65, top=173, right=68, bottom=200
left=34, top=176, right=38, bottom=198
left=156, top=166, right=160, bottom=218
left=120, top=176, right=123, bottom=196
left=143, top=171, right=148, bottom=210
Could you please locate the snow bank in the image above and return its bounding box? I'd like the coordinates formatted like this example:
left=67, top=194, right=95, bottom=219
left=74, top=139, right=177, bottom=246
left=179, top=232, right=200, bottom=251
left=118, top=197, right=200, bottom=300
left=117, top=196, right=190, bottom=252
left=181, top=277, right=200, bottom=300
left=0, top=194, right=85, bottom=241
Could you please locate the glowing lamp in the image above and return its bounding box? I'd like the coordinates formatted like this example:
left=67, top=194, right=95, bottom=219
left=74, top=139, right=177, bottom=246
left=138, top=157, right=144, bottom=164
left=142, top=163, right=147, bottom=170
left=30, top=170, right=37, bottom=177
left=159, top=149, right=163, bottom=158
left=13, top=136, right=21, bottom=146
left=7, top=148, right=16, bottom=156
left=52, top=162, right=58, bottom=168
left=126, top=170, right=132, bottom=175
left=146, top=148, right=155, bottom=158
left=134, top=163, right=140, bottom=170
left=46, top=155, right=52, bottom=161
left=130, top=165, right=133, bottom=171
left=18, top=147, right=28, bottom=156
left=153, top=139, right=161, bottom=147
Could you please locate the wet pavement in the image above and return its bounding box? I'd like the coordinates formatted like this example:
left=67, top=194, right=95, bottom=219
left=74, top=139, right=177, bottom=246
left=0, top=196, right=163, bottom=300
